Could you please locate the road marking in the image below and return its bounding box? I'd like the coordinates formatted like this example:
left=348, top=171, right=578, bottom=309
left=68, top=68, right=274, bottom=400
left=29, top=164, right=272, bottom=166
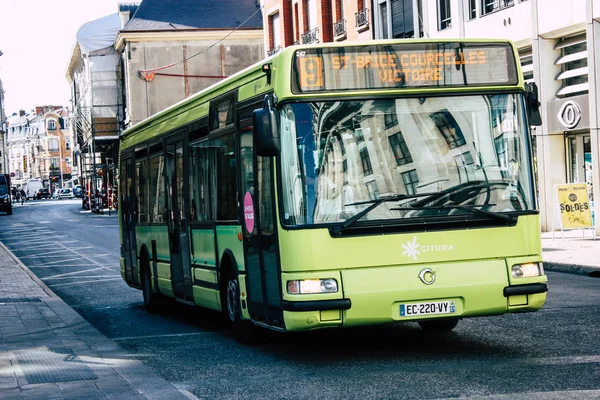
left=8, top=241, right=79, bottom=251
left=43, top=267, right=107, bottom=279
left=113, top=331, right=220, bottom=342
left=3, top=230, right=53, bottom=237
left=2, top=235, right=68, bottom=243
left=34, top=257, right=90, bottom=265
left=38, top=221, right=52, bottom=224
left=44, top=275, right=118, bottom=280
left=4, top=235, right=56, bottom=242
left=48, top=277, right=123, bottom=287
left=28, top=264, right=119, bottom=269
left=9, top=243, right=60, bottom=251
left=439, top=389, right=600, bottom=399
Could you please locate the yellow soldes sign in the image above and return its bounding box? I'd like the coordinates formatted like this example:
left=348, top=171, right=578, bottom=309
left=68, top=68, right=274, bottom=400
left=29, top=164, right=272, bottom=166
left=556, top=183, right=593, bottom=229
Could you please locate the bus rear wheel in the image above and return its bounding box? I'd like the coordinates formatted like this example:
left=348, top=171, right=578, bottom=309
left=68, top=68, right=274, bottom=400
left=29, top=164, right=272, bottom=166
left=142, top=265, right=160, bottom=313
left=418, top=318, right=459, bottom=332
left=226, top=275, right=257, bottom=344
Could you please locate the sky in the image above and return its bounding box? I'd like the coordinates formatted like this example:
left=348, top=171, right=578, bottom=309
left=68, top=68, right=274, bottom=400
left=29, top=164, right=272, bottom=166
left=0, top=0, right=124, bottom=116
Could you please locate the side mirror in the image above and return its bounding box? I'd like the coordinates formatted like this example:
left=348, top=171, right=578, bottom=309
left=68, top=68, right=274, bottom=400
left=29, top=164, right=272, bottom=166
left=526, top=82, right=542, bottom=126
left=252, top=95, right=280, bottom=157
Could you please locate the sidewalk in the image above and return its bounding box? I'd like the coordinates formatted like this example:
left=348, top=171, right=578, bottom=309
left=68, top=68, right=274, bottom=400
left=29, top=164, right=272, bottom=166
left=542, top=229, right=600, bottom=277
left=0, top=241, right=189, bottom=400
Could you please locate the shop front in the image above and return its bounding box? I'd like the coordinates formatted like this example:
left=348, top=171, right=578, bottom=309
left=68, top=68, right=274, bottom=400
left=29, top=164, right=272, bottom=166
left=546, top=93, right=594, bottom=226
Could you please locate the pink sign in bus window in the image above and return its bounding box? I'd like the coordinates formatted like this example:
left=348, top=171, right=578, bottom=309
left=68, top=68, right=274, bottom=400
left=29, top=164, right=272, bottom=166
left=243, top=191, right=255, bottom=233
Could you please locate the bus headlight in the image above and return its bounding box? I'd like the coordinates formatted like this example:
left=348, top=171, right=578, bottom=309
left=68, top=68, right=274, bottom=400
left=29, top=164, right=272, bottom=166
left=511, top=262, right=544, bottom=278
left=287, top=279, right=338, bottom=294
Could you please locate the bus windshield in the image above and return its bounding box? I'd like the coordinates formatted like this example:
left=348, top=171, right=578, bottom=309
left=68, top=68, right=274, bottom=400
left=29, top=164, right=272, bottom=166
left=279, top=94, right=535, bottom=226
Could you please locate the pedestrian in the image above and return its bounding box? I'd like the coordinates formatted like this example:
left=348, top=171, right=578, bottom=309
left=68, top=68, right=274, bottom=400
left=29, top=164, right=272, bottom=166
left=26, top=190, right=29, bottom=202
left=20, top=189, right=25, bottom=205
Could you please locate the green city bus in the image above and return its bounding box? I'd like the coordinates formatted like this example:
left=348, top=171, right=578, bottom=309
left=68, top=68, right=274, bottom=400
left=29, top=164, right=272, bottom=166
left=119, top=39, right=547, bottom=342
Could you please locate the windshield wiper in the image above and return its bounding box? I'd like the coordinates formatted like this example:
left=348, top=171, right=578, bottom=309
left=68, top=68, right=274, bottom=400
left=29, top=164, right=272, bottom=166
left=392, top=203, right=517, bottom=224
left=329, top=192, right=441, bottom=236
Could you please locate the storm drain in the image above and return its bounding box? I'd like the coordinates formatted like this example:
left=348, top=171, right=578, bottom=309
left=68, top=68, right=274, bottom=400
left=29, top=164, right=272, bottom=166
left=0, top=298, right=42, bottom=303
left=15, top=348, right=98, bottom=384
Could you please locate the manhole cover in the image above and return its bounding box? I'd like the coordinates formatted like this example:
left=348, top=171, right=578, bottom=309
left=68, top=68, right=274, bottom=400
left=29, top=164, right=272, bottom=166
left=15, top=348, right=98, bottom=384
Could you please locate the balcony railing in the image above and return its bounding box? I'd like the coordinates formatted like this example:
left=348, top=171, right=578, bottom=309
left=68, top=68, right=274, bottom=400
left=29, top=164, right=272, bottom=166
left=334, top=19, right=347, bottom=38
left=355, top=8, right=369, bottom=30
left=293, top=40, right=300, bottom=46
left=301, top=27, right=320, bottom=44
left=267, top=45, right=282, bottom=57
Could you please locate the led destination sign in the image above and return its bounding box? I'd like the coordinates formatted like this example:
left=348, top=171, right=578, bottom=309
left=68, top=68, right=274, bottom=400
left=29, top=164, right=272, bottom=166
left=292, top=43, right=518, bottom=93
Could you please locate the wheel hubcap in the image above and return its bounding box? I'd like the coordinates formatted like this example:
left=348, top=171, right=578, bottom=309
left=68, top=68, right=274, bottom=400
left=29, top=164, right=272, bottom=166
left=227, top=279, right=238, bottom=322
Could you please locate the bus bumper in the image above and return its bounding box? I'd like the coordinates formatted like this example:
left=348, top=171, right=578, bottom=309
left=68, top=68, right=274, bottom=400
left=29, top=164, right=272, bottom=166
left=282, top=259, right=547, bottom=332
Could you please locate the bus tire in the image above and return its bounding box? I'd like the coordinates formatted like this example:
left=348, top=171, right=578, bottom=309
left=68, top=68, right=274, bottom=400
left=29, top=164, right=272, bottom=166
left=141, top=262, right=160, bottom=313
left=226, top=274, right=257, bottom=344
left=418, top=318, right=459, bottom=332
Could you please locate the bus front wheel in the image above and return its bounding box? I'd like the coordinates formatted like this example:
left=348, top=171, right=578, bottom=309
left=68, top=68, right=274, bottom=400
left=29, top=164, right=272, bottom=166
left=418, top=318, right=459, bottom=332
left=226, top=276, right=257, bottom=344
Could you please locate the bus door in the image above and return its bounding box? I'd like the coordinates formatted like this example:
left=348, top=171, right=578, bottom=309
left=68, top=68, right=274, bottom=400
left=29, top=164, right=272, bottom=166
left=240, top=127, right=283, bottom=325
left=121, top=157, right=138, bottom=285
left=165, top=139, right=194, bottom=301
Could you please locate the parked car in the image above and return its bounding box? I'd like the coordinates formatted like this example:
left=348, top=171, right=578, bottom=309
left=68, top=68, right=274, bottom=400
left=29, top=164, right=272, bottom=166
left=73, top=185, right=83, bottom=198
left=36, top=187, right=51, bottom=199
left=58, top=188, right=74, bottom=199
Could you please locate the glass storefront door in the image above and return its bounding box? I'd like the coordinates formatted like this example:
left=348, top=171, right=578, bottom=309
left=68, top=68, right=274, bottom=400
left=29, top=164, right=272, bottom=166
left=566, top=134, right=594, bottom=220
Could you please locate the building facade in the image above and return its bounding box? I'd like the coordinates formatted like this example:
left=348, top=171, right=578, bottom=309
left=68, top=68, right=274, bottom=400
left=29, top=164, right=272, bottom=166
left=261, top=0, right=373, bottom=56
left=67, top=12, right=123, bottom=201
left=41, top=110, right=74, bottom=191
left=0, top=79, right=6, bottom=175
left=5, top=110, right=38, bottom=186
left=4, top=106, right=72, bottom=191
left=115, top=0, right=264, bottom=128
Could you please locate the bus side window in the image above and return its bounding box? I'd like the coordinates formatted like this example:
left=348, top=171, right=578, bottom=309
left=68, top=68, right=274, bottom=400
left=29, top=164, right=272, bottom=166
left=149, top=154, right=165, bottom=223
left=136, top=158, right=149, bottom=223
left=189, top=139, right=214, bottom=222
left=215, top=133, right=237, bottom=220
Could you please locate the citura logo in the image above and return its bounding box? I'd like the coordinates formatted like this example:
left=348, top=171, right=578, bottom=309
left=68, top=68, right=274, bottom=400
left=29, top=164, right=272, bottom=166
left=401, top=236, right=421, bottom=261
left=401, top=236, right=455, bottom=261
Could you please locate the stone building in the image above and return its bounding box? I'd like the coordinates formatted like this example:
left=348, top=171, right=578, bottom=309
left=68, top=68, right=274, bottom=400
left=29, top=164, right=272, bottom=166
left=115, top=0, right=264, bottom=128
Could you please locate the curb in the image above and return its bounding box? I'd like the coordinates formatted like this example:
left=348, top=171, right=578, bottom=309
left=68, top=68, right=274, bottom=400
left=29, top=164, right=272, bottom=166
left=544, top=261, right=600, bottom=277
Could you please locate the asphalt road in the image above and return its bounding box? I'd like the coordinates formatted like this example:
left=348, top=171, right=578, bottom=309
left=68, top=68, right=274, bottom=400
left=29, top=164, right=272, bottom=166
left=1, top=199, right=599, bottom=400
